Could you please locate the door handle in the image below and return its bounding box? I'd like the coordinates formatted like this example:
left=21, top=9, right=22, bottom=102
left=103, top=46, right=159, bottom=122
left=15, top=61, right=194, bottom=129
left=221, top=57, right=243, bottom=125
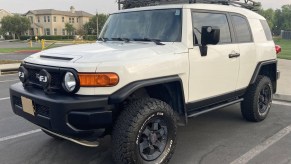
left=229, top=53, right=240, bottom=58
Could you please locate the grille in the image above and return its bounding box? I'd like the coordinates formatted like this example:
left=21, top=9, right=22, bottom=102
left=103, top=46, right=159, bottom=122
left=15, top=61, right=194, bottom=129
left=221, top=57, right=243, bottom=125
left=26, top=67, right=62, bottom=90
left=13, top=96, right=22, bottom=107
left=34, top=103, right=50, bottom=117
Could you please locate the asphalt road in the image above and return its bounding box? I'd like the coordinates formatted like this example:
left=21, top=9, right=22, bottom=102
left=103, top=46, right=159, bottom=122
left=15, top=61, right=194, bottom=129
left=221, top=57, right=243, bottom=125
left=0, top=74, right=291, bottom=164
left=0, top=53, right=32, bottom=60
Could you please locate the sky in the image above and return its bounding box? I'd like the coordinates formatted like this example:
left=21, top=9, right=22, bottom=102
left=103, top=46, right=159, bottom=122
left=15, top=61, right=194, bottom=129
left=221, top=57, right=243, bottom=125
left=0, top=0, right=291, bottom=14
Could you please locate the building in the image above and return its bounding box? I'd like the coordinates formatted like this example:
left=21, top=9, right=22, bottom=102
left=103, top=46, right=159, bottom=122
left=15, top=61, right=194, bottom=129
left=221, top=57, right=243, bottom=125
left=24, top=6, right=93, bottom=36
left=0, top=9, right=13, bottom=39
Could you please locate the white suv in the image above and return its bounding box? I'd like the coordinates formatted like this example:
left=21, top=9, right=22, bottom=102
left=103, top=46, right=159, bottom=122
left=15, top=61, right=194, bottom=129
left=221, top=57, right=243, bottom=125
left=11, top=2, right=280, bottom=164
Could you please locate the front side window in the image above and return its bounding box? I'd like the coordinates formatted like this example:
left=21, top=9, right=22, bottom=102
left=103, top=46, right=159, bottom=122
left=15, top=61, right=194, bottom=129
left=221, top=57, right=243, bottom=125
left=231, top=15, right=252, bottom=43
left=192, top=12, right=232, bottom=44
left=100, top=9, right=182, bottom=42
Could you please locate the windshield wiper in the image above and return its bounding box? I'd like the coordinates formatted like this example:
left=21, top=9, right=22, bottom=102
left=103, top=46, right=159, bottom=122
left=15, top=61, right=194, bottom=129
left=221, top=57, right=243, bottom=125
left=111, top=37, right=130, bottom=43
left=97, top=37, right=109, bottom=42
left=133, top=38, right=165, bottom=45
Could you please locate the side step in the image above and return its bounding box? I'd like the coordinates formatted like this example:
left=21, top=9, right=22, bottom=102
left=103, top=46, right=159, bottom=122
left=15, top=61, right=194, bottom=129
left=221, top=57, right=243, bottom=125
left=187, top=98, right=244, bottom=118
left=42, top=129, right=99, bottom=147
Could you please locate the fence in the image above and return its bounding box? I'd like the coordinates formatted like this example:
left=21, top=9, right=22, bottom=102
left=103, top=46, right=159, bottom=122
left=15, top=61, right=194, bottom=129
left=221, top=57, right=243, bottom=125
left=281, top=30, right=291, bottom=40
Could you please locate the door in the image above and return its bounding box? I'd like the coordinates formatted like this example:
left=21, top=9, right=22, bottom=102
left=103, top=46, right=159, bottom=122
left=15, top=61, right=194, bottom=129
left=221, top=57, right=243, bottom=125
left=188, top=11, right=240, bottom=102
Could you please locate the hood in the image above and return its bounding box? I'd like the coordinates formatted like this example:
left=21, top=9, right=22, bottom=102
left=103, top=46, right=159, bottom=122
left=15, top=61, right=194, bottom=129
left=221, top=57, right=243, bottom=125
left=26, top=42, right=188, bottom=64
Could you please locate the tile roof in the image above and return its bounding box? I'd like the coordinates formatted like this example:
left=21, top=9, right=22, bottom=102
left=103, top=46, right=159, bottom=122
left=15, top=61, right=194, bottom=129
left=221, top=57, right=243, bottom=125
left=25, top=9, right=93, bottom=17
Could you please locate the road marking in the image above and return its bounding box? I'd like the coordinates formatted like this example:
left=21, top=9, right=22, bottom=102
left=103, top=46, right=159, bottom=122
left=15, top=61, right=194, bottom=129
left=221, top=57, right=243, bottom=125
left=230, top=124, right=291, bottom=164
left=273, top=100, right=291, bottom=107
left=0, top=129, right=41, bottom=143
left=0, top=79, right=18, bottom=83
left=0, top=97, right=10, bottom=101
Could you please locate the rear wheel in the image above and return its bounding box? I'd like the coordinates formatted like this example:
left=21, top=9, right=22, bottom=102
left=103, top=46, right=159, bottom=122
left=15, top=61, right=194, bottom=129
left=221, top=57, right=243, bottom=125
left=241, top=75, right=273, bottom=122
left=112, top=98, right=177, bottom=164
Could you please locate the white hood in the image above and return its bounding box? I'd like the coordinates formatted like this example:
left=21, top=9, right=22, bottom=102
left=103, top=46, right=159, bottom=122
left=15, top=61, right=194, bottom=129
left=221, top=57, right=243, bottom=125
left=26, top=41, right=188, bottom=64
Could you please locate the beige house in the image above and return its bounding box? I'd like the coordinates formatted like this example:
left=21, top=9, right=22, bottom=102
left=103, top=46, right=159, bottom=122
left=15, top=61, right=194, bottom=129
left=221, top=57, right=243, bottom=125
left=0, top=9, right=13, bottom=39
left=24, top=6, right=93, bottom=36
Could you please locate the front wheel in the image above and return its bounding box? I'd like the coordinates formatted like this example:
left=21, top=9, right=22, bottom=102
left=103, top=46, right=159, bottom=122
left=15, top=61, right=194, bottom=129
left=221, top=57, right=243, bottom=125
left=241, top=75, right=273, bottom=122
left=112, top=98, right=177, bottom=164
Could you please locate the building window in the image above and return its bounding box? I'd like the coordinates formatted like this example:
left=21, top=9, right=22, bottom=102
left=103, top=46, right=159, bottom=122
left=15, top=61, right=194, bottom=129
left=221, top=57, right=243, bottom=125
left=62, top=29, right=66, bottom=35
left=37, top=16, right=40, bottom=23
left=77, top=18, right=79, bottom=23
left=44, top=16, right=46, bottom=22
left=72, top=18, right=75, bottom=23
left=45, top=28, right=50, bottom=35
left=62, top=17, right=65, bottom=22
left=47, top=16, right=50, bottom=22
left=54, top=28, right=57, bottom=35
left=54, top=16, right=57, bottom=22
left=36, top=28, right=39, bottom=35
left=69, top=18, right=71, bottom=23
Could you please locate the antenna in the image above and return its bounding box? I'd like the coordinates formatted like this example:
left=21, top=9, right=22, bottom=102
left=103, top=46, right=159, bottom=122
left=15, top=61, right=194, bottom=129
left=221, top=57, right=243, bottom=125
left=118, top=0, right=260, bottom=11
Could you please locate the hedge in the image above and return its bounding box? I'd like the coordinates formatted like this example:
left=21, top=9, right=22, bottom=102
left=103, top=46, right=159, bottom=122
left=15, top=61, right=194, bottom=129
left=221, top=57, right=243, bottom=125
left=20, top=35, right=75, bottom=40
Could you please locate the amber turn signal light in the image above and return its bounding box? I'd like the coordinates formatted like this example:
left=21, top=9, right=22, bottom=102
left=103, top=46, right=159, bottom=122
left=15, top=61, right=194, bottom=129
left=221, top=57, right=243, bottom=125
left=78, top=73, right=119, bottom=87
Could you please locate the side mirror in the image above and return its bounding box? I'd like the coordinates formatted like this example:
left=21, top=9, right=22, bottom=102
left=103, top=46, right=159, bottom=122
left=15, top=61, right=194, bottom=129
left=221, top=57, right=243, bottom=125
left=200, top=26, right=220, bottom=56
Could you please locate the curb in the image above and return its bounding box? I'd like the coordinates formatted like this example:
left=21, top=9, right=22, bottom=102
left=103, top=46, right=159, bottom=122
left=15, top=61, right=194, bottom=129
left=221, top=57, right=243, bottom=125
left=0, top=63, right=20, bottom=75
left=274, top=94, right=291, bottom=103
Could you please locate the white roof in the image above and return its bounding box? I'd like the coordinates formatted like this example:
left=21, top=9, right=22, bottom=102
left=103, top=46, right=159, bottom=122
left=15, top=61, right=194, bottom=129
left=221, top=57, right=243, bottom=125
left=113, top=3, right=265, bottom=20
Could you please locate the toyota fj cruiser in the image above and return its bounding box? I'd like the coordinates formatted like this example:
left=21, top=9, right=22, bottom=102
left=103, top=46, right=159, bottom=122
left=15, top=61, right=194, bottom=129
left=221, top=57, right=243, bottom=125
left=10, top=0, right=281, bottom=163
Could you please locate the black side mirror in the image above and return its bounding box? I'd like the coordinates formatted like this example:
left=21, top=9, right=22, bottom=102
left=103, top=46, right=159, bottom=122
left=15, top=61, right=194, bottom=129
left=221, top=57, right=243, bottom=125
left=200, top=26, right=220, bottom=56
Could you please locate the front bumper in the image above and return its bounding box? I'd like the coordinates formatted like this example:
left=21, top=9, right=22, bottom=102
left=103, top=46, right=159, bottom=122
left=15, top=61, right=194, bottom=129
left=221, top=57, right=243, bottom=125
left=10, top=83, right=114, bottom=138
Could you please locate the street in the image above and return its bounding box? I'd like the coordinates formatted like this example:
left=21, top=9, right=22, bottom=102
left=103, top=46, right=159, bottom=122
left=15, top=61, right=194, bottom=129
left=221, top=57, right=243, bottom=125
left=0, top=74, right=291, bottom=164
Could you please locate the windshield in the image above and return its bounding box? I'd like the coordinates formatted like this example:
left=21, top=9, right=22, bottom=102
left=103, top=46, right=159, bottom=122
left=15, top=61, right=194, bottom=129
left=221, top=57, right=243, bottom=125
left=100, top=9, right=182, bottom=42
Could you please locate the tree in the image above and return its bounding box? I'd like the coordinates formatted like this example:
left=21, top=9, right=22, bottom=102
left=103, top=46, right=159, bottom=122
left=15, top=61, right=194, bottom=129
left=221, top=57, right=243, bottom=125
left=65, top=23, right=75, bottom=36
left=84, top=14, right=109, bottom=36
left=1, top=15, right=30, bottom=39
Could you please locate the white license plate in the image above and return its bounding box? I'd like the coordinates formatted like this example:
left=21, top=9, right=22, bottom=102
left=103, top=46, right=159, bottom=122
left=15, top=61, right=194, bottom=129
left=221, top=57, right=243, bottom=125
left=21, top=96, right=35, bottom=116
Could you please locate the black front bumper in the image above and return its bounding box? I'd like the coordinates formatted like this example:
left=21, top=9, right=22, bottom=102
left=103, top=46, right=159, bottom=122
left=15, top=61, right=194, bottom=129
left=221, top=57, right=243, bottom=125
left=10, top=83, right=114, bottom=138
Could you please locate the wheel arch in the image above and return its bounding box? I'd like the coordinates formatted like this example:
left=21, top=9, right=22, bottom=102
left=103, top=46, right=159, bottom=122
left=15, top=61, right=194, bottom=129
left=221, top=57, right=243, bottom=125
left=109, top=75, right=187, bottom=125
left=250, top=60, right=277, bottom=93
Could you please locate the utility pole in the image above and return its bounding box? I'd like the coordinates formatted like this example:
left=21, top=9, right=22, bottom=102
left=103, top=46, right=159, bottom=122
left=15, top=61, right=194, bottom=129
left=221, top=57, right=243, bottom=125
left=118, top=0, right=121, bottom=10
left=96, top=10, right=99, bottom=38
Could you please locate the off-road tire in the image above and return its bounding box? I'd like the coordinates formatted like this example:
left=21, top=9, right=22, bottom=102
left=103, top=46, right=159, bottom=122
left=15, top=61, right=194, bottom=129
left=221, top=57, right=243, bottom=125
left=241, top=75, right=273, bottom=122
left=112, top=98, right=177, bottom=164
left=42, top=129, right=63, bottom=140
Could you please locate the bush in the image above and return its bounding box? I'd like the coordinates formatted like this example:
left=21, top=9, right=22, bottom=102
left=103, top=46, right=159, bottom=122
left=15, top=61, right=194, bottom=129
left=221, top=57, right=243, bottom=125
left=84, top=35, right=97, bottom=41
left=4, top=35, right=13, bottom=40
left=20, top=35, right=75, bottom=40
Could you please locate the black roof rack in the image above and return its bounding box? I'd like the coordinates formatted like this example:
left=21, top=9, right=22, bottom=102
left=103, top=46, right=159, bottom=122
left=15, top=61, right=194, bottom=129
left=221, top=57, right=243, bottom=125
left=117, top=0, right=260, bottom=11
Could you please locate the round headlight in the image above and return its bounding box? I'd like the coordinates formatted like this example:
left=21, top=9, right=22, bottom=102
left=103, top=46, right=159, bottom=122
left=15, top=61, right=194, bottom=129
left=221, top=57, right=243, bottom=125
left=63, top=72, right=76, bottom=92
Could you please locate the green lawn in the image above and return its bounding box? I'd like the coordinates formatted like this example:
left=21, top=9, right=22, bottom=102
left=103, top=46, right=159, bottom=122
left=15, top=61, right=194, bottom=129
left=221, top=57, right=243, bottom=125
left=0, top=60, right=21, bottom=64
left=274, top=38, right=291, bottom=60
left=0, top=47, right=42, bottom=53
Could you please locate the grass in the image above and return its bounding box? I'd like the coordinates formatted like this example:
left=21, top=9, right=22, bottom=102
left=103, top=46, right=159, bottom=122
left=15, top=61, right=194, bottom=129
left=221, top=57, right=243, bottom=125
left=0, top=60, right=21, bottom=64
left=274, top=38, right=291, bottom=60
left=0, top=47, right=42, bottom=53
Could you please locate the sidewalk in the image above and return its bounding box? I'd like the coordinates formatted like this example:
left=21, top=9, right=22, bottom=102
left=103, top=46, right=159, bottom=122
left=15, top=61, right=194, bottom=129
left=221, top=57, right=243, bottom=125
left=275, top=59, right=291, bottom=101
left=277, top=59, right=291, bottom=95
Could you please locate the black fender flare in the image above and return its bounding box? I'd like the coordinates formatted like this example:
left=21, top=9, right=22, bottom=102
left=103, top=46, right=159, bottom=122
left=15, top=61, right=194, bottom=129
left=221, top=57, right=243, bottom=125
left=249, top=59, right=277, bottom=85
left=109, top=75, right=187, bottom=124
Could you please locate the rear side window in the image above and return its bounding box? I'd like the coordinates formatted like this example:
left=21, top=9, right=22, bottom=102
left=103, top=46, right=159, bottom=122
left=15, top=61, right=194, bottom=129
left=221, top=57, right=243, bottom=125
left=192, top=12, right=232, bottom=44
left=260, top=20, right=273, bottom=41
left=231, top=15, right=253, bottom=43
